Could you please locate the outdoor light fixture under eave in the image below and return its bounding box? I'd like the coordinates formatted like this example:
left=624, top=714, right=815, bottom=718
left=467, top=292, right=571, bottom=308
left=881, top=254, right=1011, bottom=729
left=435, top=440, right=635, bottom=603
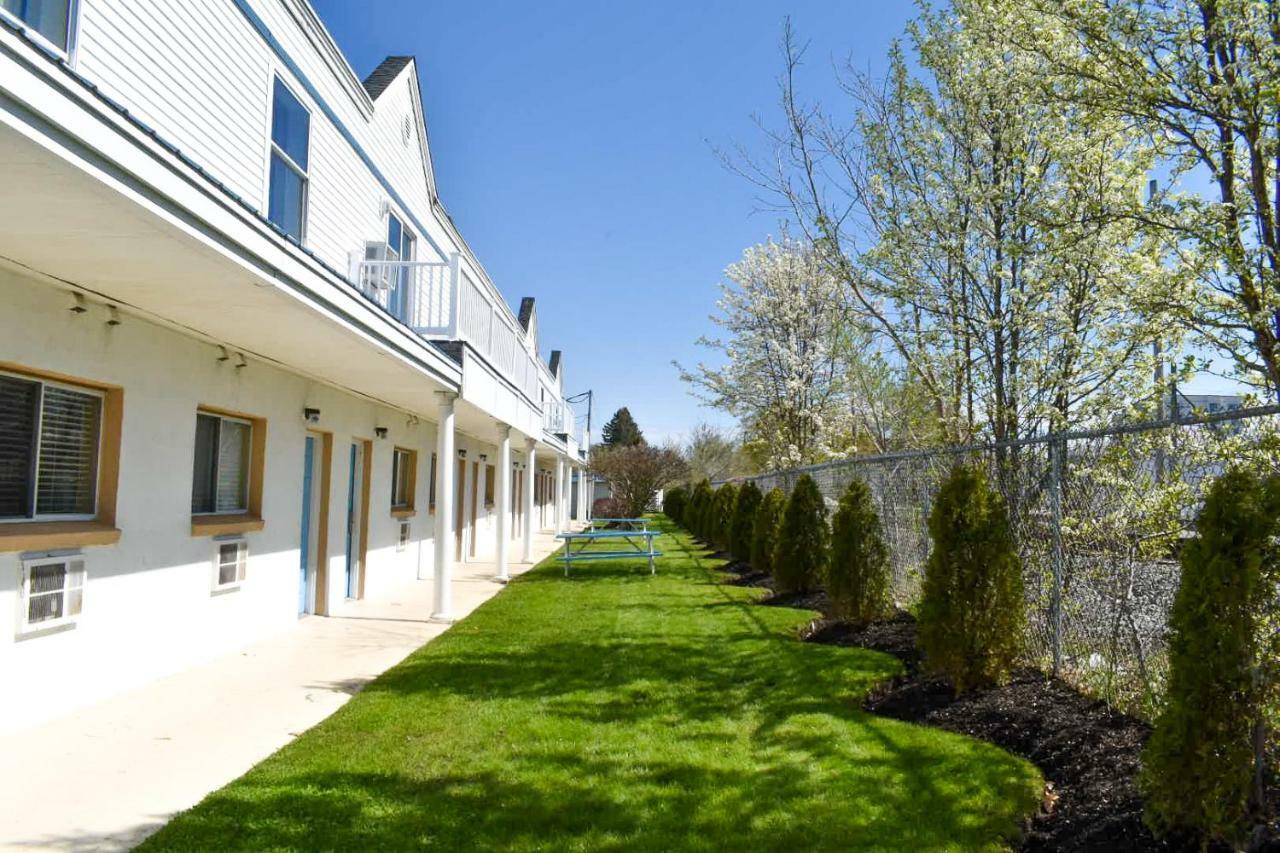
left=479, top=454, right=488, bottom=461
left=304, top=407, right=321, bottom=424
left=375, top=427, right=388, bottom=440
left=458, top=449, right=467, bottom=459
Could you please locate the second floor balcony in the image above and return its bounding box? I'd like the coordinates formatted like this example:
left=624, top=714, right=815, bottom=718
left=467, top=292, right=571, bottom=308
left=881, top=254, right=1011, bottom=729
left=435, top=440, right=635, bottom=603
left=353, top=253, right=585, bottom=455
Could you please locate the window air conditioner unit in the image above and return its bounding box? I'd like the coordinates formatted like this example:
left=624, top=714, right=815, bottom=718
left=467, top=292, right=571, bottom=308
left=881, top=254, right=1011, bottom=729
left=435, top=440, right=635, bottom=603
left=363, top=241, right=397, bottom=291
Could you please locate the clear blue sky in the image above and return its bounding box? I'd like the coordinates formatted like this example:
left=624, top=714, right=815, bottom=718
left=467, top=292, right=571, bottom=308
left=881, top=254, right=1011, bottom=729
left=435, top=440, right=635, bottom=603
left=310, top=0, right=917, bottom=444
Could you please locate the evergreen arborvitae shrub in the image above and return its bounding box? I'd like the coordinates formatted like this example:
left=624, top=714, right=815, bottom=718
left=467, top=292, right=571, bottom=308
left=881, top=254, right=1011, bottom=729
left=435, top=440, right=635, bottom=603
left=663, top=486, right=687, bottom=526
left=772, top=475, right=829, bottom=595
left=827, top=476, right=892, bottom=626
left=1141, top=469, right=1279, bottom=846
left=917, top=464, right=1024, bottom=693
left=730, top=481, right=763, bottom=563
left=688, top=480, right=713, bottom=540
left=712, top=483, right=739, bottom=551
left=752, top=488, right=786, bottom=578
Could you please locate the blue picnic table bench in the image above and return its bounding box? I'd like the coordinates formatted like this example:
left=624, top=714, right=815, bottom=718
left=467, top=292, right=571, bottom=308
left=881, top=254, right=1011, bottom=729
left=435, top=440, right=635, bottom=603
left=589, top=517, right=651, bottom=532
left=555, top=528, right=662, bottom=577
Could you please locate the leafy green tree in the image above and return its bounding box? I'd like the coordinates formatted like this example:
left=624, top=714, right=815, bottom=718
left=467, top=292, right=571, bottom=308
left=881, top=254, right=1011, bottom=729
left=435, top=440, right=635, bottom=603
left=730, top=481, right=763, bottom=562
left=772, top=475, right=829, bottom=594
left=600, top=407, right=645, bottom=447
left=710, top=483, right=739, bottom=551
left=1141, top=469, right=1279, bottom=845
left=752, top=488, right=786, bottom=577
left=827, top=477, right=892, bottom=625
left=918, top=465, right=1024, bottom=692
left=663, top=486, right=688, bottom=525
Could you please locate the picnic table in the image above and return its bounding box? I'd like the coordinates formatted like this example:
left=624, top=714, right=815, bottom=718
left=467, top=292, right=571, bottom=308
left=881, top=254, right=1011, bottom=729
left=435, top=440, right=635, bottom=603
left=589, top=517, right=651, bottom=532
left=555, top=528, right=662, bottom=577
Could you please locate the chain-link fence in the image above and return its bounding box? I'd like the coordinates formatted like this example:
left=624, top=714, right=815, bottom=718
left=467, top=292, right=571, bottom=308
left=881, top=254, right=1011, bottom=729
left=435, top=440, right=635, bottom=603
left=730, top=404, right=1280, bottom=715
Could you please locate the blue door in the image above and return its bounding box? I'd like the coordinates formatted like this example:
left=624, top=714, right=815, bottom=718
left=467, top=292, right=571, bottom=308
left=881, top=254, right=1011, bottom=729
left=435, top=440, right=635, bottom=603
left=344, top=442, right=364, bottom=599
left=298, top=435, right=316, bottom=614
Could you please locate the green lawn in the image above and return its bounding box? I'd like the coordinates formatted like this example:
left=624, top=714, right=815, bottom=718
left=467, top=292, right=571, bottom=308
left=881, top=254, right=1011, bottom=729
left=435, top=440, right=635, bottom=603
left=141, top=517, right=1041, bottom=851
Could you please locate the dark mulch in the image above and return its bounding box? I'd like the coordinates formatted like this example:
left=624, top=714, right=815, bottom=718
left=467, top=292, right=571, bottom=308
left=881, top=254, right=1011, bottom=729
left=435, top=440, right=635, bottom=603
left=803, top=610, right=1280, bottom=852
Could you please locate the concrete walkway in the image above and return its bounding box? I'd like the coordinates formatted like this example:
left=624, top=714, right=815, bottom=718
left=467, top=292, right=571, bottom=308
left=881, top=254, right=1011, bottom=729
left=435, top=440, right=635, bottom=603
left=0, top=530, right=566, bottom=852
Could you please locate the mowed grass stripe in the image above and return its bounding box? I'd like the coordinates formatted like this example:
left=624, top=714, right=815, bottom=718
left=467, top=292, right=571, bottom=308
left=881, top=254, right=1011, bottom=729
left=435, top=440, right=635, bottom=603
left=140, top=517, right=1041, bottom=852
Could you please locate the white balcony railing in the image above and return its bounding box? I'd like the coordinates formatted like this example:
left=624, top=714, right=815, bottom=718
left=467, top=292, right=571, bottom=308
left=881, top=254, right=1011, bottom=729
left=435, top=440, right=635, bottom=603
left=351, top=252, right=541, bottom=405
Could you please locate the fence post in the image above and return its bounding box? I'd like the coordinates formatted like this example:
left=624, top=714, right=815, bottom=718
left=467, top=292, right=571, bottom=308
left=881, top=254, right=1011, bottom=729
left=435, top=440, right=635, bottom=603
left=1048, top=435, right=1065, bottom=677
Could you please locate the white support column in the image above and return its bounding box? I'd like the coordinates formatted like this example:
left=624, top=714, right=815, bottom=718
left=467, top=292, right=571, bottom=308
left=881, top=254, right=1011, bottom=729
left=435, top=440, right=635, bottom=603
left=432, top=392, right=457, bottom=622
left=554, top=457, right=565, bottom=532
left=522, top=439, right=536, bottom=562
left=577, top=467, right=589, bottom=523
left=495, top=424, right=512, bottom=582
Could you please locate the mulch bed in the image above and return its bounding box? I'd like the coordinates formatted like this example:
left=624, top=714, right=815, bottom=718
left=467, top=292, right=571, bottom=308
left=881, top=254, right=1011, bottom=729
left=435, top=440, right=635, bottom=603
left=697, top=541, right=1279, bottom=852
left=813, top=613, right=1170, bottom=850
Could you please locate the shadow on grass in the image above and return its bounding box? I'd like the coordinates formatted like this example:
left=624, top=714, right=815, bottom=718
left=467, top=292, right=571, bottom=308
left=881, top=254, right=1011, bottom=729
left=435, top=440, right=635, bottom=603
left=140, top=516, right=1040, bottom=851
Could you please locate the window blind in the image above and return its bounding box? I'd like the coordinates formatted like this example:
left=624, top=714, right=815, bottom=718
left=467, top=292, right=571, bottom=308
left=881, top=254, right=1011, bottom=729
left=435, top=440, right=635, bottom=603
left=35, top=386, right=101, bottom=516
left=215, top=420, right=250, bottom=513
left=0, top=375, right=38, bottom=518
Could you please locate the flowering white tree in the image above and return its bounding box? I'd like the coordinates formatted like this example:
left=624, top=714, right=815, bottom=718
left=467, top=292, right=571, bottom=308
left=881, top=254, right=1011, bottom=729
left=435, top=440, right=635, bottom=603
left=737, top=4, right=1181, bottom=445
left=1015, top=0, right=1280, bottom=397
left=676, top=239, right=855, bottom=468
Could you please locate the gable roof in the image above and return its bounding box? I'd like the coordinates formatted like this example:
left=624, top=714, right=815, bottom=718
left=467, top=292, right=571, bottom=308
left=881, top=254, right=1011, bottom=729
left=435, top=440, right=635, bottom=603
left=549, top=350, right=562, bottom=378
left=362, top=55, right=413, bottom=100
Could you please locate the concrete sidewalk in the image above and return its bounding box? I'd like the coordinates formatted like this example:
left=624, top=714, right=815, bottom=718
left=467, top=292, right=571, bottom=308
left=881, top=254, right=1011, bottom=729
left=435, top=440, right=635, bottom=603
left=0, top=531, right=565, bottom=852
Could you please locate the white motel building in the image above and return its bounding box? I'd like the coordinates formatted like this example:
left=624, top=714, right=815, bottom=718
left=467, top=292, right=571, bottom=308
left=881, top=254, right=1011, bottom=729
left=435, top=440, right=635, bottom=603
left=0, top=0, right=592, bottom=733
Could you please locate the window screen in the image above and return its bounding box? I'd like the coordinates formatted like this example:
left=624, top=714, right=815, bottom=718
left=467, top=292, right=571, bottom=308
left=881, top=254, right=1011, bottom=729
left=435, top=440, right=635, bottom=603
left=192, top=413, right=252, bottom=514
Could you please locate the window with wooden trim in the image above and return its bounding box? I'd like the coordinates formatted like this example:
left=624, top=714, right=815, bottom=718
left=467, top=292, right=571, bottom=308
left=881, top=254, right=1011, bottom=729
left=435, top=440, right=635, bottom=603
left=484, top=464, right=495, bottom=508
left=191, top=413, right=252, bottom=514
left=391, top=447, right=416, bottom=512
left=19, top=553, right=85, bottom=632
left=0, top=371, right=102, bottom=521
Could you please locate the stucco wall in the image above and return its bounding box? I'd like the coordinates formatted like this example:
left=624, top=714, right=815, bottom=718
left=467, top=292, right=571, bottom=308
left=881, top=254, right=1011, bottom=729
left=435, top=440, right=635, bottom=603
left=0, top=267, right=526, bottom=733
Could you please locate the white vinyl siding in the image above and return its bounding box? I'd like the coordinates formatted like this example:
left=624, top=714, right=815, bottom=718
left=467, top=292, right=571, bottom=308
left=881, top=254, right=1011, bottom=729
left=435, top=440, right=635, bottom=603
left=74, top=0, right=270, bottom=209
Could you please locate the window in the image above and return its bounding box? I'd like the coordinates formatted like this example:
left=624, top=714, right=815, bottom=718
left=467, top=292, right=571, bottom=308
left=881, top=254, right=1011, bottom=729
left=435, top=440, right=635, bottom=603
left=212, top=538, right=247, bottom=591
left=484, top=464, right=495, bottom=508
left=397, top=520, right=410, bottom=552
left=191, top=412, right=252, bottom=515
left=0, top=372, right=101, bottom=520
left=428, top=452, right=437, bottom=512
left=391, top=447, right=416, bottom=512
left=19, top=554, right=84, bottom=632
left=267, top=77, right=310, bottom=242
left=1, top=0, right=73, bottom=52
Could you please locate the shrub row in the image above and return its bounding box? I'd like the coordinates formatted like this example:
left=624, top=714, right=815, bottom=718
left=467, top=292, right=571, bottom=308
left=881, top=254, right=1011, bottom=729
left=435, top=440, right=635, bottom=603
left=664, top=466, right=1279, bottom=847
left=671, top=469, right=1025, bottom=687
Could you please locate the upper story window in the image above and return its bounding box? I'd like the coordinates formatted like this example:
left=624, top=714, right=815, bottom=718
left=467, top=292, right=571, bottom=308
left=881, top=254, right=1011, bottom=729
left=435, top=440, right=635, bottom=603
left=267, top=77, right=310, bottom=243
left=0, top=371, right=101, bottom=521
left=1, top=0, right=74, bottom=52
